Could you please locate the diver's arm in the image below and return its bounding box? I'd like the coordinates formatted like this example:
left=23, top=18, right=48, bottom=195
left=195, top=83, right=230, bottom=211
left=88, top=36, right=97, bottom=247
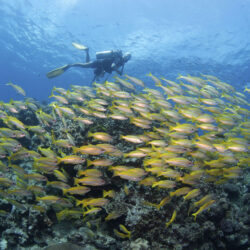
left=112, top=61, right=125, bottom=75
left=114, top=64, right=124, bottom=75
left=120, top=64, right=125, bottom=75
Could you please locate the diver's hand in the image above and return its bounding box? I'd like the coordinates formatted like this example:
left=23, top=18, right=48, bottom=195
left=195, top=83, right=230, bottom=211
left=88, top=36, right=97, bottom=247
left=111, top=63, right=116, bottom=70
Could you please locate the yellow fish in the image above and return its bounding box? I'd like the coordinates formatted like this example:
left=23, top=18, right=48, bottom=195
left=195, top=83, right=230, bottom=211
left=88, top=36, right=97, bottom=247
left=114, top=224, right=131, bottom=238
left=105, top=211, right=121, bottom=221
left=74, top=177, right=106, bottom=186
left=166, top=209, right=177, bottom=228
left=152, top=180, right=176, bottom=189
left=76, top=198, right=109, bottom=207
left=165, top=157, right=193, bottom=168
left=57, top=155, right=85, bottom=165
left=121, top=135, right=144, bottom=144
left=36, top=195, right=61, bottom=204
left=115, top=168, right=147, bottom=181
left=83, top=207, right=102, bottom=216
left=183, top=189, right=201, bottom=200
left=87, top=158, right=113, bottom=167
left=114, top=76, right=135, bottom=90
left=6, top=82, right=26, bottom=96
left=77, top=169, right=103, bottom=178
left=3, top=116, right=26, bottom=130
left=170, top=187, right=192, bottom=197
left=73, top=145, right=104, bottom=155
left=192, top=200, right=215, bottom=221
left=125, top=74, right=145, bottom=87
left=170, top=123, right=197, bottom=134
left=63, top=186, right=90, bottom=195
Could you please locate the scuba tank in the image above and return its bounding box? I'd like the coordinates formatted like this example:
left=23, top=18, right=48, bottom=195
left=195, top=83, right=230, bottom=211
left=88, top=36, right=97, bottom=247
left=96, top=51, right=113, bottom=59
left=96, top=50, right=122, bottom=59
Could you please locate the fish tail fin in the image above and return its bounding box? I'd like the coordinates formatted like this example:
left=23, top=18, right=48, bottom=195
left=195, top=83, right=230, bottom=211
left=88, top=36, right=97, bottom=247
left=74, top=177, right=78, bottom=185
left=56, top=157, right=61, bottom=164
left=7, top=156, right=12, bottom=165
left=155, top=81, right=162, bottom=87
left=188, top=204, right=195, bottom=216
left=58, top=148, right=66, bottom=157
left=169, top=191, right=174, bottom=197
left=176, top=73, right=183, bottom=79
left=72, top=147, right=78, bottom=154
left=75, top=199, right=82, bottom=206
left=192, top=212, right=197, bottom=221
left=62, top=188, right=67, bottom=196
left=86, top=159, right=92, bottom=167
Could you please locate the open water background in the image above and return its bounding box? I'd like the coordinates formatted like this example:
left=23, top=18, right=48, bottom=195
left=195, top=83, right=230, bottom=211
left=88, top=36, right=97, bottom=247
left=0, top=0, right=250, bottom=101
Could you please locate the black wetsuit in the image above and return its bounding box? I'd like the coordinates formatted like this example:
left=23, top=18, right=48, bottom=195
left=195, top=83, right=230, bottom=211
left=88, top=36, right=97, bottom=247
left=92, top=51, right=124, bottom=77
left=47, top=50, right=126, bottom=82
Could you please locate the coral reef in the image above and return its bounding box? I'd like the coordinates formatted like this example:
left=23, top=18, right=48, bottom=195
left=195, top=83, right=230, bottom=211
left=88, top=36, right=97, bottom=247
left=0, top=74, right=249, bottom=249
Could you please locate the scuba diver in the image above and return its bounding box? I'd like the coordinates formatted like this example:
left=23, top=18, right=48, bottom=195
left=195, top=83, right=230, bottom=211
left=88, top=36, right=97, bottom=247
left=46, top=42, right=131, bottom=82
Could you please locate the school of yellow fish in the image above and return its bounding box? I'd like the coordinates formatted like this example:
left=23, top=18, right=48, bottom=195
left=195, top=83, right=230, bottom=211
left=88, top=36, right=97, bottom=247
left=0, top=73, right=249, bottom=236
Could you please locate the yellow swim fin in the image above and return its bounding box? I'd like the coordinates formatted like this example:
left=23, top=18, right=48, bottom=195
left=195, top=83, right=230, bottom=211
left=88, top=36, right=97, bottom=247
left=46, top=65, right=69, bottom=78
left=72, top=42, right=88, bottom=50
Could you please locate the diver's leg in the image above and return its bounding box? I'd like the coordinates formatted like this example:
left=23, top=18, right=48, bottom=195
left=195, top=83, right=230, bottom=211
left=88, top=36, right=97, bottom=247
left=91, top=74, right=97, bottom=83
left=85, top=48, right=90, bottom=63
left=72, top=42, right=90, bottom=62
left=104, top=73, right=110, bottom=82
left=47, top=62, right=95, bottom=78
left=70, top=61, right=96, bottom=68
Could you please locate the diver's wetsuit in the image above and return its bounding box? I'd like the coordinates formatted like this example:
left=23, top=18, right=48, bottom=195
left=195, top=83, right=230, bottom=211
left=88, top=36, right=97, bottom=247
left=46, top=48, right=130, bottom=81
left=70, top=50, right=125, bottom=81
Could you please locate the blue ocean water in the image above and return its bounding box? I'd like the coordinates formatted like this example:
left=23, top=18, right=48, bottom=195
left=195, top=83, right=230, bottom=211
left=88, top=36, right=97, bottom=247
left=0, top=0, right=250, bottom=101
left=0, top=2, right=250, bottom=249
